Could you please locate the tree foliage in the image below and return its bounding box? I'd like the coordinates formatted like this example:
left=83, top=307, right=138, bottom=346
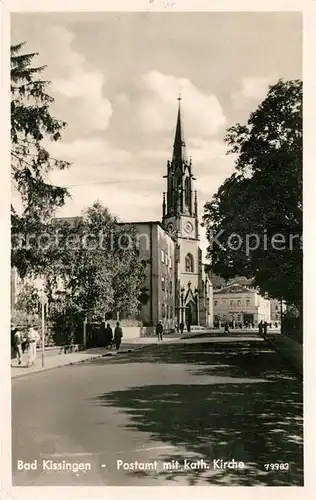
left=41, top=203, right=148, bottom=339
left=11, top=42, right=70, bottom=276
left=203, top=79, right=302, bottom=308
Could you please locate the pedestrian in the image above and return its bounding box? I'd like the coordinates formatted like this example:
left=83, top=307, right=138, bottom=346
left=224, top=322, right=229, bottom=335
left=156, top=320, right=163, bottom=341
left=187, top=321, right=191, bottom=334
left=26, top=326, right=40, bottom=367
left=258, top=320, right=263, bottom=335
left=12, top=328, right=23, bottom=365
left=263, top=321, right=268, bottom=337
left=99, top=321, right=106, bottom=347
left=21, top=330, right=28, bottom=354
left=114, top=322, right=123, bottom=350
left=105, top=323, right=113, bottom=349
left=179, top=321, right=184, bottom=334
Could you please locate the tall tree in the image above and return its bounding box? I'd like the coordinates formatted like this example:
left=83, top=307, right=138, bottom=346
left=43, top=203, right=148, bottom=341
left=11, top=42, right=70, bottom=277
left=203, top=79, right=302, bottom=309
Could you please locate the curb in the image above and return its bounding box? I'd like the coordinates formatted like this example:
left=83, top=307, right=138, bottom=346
left=260, top=333, right=302, bottom=377
left=11, top=337, right=180, bottom=380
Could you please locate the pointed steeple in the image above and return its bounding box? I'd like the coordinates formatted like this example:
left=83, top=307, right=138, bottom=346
left=173, top=95, right=186, bottom=163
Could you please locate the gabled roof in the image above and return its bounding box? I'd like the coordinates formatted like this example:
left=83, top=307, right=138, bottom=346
left=214, top=283, right=255, bottom=295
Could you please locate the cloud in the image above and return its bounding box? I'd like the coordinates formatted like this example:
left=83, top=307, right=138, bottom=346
left=55, top=182, right=162, bottom=223
left=46, top=138, right=133, bottom=166
left=231, top=76, right=277, bottom=109
left=140, top=149, right=170, bottom=160
left=41, top=26, right=113, bottom=134
left=138, top=71, right=226, bottom=136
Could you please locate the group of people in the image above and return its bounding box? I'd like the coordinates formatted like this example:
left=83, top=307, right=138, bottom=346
left=11, top=326, right=40, bottom=367
left=258, top=320, right=269, bottom=336
left=100, top=321, right=123, bottom=350
left=223, top=320, right=271, bottom=335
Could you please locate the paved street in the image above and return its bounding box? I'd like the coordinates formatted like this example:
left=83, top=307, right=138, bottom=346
left=12, top=333, right=303, bottom=486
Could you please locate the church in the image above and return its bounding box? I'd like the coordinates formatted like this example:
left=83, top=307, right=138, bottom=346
left=129, top=98, right=214, bottom=333
left=11, top=98, right=214, bottom=334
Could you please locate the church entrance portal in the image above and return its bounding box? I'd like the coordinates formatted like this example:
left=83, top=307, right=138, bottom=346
left=185, top=300, right=197, bottom=326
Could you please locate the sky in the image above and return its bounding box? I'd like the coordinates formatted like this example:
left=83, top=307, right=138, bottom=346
left=11, top=11, right=302, bottom=258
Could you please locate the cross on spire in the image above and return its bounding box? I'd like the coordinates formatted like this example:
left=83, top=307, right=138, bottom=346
left=173, top=95, right=186, bottom=159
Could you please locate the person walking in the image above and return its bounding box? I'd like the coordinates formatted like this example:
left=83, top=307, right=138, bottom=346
left=263, top=321, right=268, bottom=337
left=179, top=321, right=184, bottom=335
left=105, top=323, right=113, bottom=349
left=99, top=321, right=106, bottom=347
left=21, top=329, right=28, bottom=354
left=26, top=326, right=40, bottom=367
left=224, top=322, right=230, bottom=335
left=187, top=321, right=191, bottom=334
left=156, top=320, right=164, bottom=341
left=12, top=328, right=23, bottom=365
left=114, top=322, right=123, bottom=351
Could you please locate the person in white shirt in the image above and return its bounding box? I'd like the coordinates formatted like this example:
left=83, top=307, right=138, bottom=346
left=26, top=327, right=40, bottom=367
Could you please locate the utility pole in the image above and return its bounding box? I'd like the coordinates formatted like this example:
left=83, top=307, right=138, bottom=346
left=41, top=289, right=47, bottom=368
left=83, top=316, right=87, bottom=349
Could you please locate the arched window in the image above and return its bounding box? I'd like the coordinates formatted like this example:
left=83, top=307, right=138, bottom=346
left=185, top=177, right=190, bottom=207
left=185, top=253, right=194, bottom=273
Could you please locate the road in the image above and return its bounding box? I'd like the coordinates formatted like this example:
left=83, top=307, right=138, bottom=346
left=12, top=333, right=303, bottom=486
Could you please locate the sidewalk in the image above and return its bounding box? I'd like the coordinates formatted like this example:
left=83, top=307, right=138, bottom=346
left=11, top=334, right=181, bottom=379
left=262, top=332, right=303, bottom=375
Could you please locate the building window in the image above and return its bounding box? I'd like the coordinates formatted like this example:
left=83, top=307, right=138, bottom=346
left=237, top=314, right=241, bottom=321
left=214, top=300, right=218, bottom=306
left=169, top=256, right=172, bottom=269
left=169, top=281, right=172, bottom=294
left=161, top=303, right=165, bottom=318
left=237, top=299, right=241, bottom=306
left=246, top=299, right=250, bottom=306
left=170, top=308, right=173, bottom=319
left=230, top=300, right=233, bottom=306
left=275, top=305, right=279, bottom=311
left=185, top=253, right=194, bottom=273
left=161, top=277, right=165, bottom=291
left=165, top=252, right=168, bottom=265
left=222, top=299, right=226, bottom=305
left=161, top=249, right=165, bottom=263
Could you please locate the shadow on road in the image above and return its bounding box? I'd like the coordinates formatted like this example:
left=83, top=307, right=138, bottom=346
left=92, top=339, right=303, bottom=486
left=91, top=338, right=300, bottom=381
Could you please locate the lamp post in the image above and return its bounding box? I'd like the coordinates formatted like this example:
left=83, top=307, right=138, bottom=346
left=40, top=289, right=48, bottom=368
left=180, top=287, right=185, bottom=325
left=194, top=287, right=199, bottom=326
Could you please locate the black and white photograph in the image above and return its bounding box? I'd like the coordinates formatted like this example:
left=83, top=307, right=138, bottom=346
left=6, top=2, right=309, bottom=491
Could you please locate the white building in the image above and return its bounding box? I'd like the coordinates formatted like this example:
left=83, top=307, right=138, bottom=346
left=213, top=283, right=271, bottom=327
left=270, top=298, right=285, bottom=327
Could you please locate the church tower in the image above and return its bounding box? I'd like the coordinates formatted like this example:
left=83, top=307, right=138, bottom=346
left=162, top=97, right=201, bottom=326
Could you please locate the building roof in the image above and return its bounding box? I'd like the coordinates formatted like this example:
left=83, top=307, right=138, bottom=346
left=207, top=272, right=254, bottom=289
left=214, top=283, right=255, bottom=295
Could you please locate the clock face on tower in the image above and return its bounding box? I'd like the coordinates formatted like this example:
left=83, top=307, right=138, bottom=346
left=184, top=221, right=193, bottom=234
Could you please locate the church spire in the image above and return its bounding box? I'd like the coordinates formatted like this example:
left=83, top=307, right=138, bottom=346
left=163, top=96, right=196, bottom=220
left=173, top=95, right=186, bottom=163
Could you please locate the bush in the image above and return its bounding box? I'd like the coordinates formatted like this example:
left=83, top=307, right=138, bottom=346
left=11, top=309, right=41, bottom=329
